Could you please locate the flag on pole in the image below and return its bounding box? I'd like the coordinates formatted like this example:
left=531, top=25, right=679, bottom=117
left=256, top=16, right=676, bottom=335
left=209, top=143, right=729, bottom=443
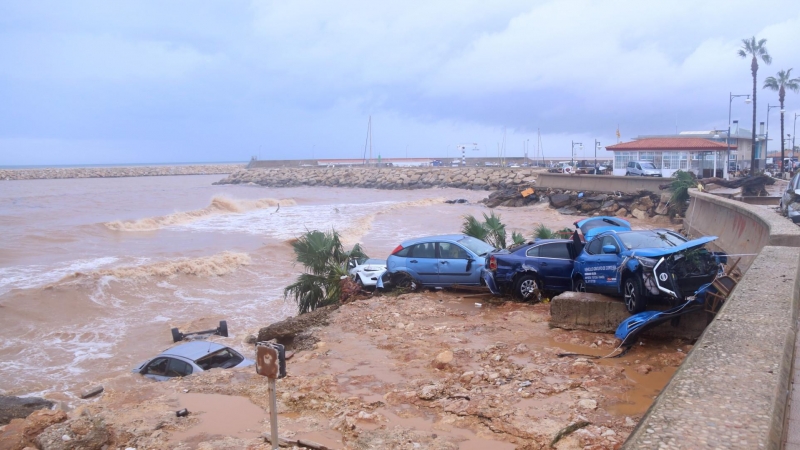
left=616, top=126, right=621, bottom=143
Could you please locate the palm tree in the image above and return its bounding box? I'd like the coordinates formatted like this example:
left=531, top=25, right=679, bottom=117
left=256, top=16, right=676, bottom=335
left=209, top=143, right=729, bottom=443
left=461, top=211, right=524, bottom=249
left=738, top=36, right=772, bottom=173
left=284, top=229, right=367, bottom=314
left=764, top=69, right=800, bottom=174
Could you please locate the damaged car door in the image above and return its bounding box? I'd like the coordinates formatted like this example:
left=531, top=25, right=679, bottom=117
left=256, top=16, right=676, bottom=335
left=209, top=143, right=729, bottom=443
left=574, top=233, right=621, bottom=293
left=436, top=241, right=473, bottom=285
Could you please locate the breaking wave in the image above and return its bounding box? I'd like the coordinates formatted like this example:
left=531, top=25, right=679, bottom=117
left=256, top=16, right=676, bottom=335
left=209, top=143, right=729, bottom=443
left=340, top=197, right=445, bottom=244
left=53, top=252, right=251, bottom=285
left=104, top=196, right=296, bottom=231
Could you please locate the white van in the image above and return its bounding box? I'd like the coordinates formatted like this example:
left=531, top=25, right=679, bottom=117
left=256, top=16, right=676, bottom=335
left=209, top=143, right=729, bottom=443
left=625, top=161, right=661, bottom=177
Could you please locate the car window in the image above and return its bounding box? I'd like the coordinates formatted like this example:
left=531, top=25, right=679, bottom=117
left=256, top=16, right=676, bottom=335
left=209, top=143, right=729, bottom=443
left=586, top=238, right=603, bottom=255
left=600, top=235, right=620, bottom=252
left=394, top=246, right=410, bottom=257
left=458, top=236, right=495, bottom=256
left=145, top=358, right=169, bottom=376
left=196, top=348, right=244, bottom=370
left=628, top=162, right=634, bottom=168
left=641, top=162, right=657, bottom=169
left=617, top=231, right=687, bottom=249
left=539, top=243, right=571, bottom=259
left=636, top=163, right=642, bottom=170
left=166, top=358, right=193, bottom=377
left=525, top=246, right=540, bottom=257
left=439, top=242, right=469, bottom=259
left=408, top=243, right=436, bottom=258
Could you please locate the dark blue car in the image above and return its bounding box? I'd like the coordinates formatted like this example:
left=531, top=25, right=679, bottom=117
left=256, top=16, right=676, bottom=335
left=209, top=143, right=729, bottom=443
left=483, top=239, right=577, bottom=301
left=571, top=229, right=722, bottom=313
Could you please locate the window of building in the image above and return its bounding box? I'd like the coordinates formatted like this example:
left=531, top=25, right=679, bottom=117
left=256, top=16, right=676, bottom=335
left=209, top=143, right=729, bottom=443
left=614, top=151, right=637, bottom=169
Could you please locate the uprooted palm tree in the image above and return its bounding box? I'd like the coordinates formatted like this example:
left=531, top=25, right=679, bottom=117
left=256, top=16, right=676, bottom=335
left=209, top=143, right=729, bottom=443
left=461, top=211, right=525, bottom=249
left=284, top=229, right=367, bottom=314
left=763, top=68, right=800, bottom=174
left=739, top=36, right=772, bottom=172
left=533, top=224, right=573, bottom=240
left=667, top=170, right=698, bottom=217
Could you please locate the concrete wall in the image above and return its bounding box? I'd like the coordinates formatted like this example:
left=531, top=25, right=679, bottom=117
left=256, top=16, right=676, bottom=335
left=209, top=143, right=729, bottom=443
left=624, top=190, right=800, bottom=449
left=536, top=173, right=668, bottom=193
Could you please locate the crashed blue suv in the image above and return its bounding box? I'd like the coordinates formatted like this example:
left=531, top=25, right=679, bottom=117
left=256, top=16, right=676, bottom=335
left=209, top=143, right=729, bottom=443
left=572, top=229, right=724, bottom=313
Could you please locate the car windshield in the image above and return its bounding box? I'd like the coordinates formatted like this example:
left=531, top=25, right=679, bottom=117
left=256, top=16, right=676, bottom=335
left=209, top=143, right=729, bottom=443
left=640, top=162, right=657, bottom=169
left=580, top=218, right=627, bottom=234
left=195, top=347, right=244, bottom=370
left=617, top=231, right=687, bottom=250
left=458, top=236, right=495, bottom=257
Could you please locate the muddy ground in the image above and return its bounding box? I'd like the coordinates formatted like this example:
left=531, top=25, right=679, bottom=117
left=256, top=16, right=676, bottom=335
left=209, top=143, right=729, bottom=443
left=12, top=291, right=693, bottom=450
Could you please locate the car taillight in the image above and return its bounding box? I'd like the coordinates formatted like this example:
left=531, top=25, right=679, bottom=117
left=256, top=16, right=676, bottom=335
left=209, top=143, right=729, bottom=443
left=391, top=245, right=404, bottom=255
left=488, top=255, right=497, bottom=271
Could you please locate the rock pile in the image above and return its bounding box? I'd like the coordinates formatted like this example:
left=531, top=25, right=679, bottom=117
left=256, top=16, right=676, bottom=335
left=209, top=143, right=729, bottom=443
left=0, top=164, right=243, bottom=181
left=545, top=189, right=674, bottom=219
left=214, top=167, right=539, bottom=190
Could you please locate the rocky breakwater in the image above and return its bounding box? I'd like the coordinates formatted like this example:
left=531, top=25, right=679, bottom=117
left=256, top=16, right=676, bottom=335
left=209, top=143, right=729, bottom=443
left=214, top=166, right=539, bottom=190
left=0, top=164, right=244, bottom=181
left=547, top=189, right=675, bottom=220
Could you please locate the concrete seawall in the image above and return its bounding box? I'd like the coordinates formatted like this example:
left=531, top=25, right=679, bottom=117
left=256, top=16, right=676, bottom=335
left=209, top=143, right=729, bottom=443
left=0, top=164, right=244, bottom=181
left=624, top=190, right=800, bottom=449
left=536, top=173, right=668, bottom=193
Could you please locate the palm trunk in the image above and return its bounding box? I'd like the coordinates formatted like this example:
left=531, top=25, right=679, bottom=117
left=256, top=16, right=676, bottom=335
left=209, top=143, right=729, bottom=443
left=780, top=86, right=786, bottom=174
left=750, top=56, right=758, bottom=173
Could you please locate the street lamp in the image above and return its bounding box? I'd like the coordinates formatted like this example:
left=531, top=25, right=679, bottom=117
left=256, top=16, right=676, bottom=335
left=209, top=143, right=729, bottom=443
left=571, top=141, right=583, bottom=167
left=594, top=140, right=601, bottom=174
left=727, top=93, right=750, bottom=178
left=794, top=113, right=799, bottom=160
left=765, top=104, right=781, bottom=171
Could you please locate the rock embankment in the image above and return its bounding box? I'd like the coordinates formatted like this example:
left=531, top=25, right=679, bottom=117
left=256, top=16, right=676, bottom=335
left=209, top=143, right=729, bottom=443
left=0, top=164, right=244, bottom=181
left=547, top=189, right=675, bottom=220
left=214, top=167, right=539, bottom=190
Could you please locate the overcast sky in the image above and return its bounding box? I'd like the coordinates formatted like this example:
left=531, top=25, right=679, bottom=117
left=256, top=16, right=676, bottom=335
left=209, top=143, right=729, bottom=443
left=2, top=0, right=800, bottom=165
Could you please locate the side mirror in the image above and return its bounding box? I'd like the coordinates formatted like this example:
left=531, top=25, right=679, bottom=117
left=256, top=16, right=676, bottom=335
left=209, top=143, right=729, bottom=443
left=466, top=258, right=475, bottom=271
left=602, top=244, right=618, bottom=254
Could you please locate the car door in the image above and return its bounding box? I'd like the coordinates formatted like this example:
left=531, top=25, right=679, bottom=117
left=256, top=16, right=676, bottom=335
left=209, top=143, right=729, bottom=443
left=404, top=243, right=440, bottom=284
left=437, top=242, right=476, bottom=285
left=580, top=234, right=622, bottom=293
left=142, top=357, right=171, bottom=381
left=165, top=358, right=194, bottom=378
left=535, top=243, right=574, bottom=290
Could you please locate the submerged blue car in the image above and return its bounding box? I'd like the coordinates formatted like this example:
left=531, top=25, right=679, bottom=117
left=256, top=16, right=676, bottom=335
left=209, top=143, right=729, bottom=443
left=385, top=234, right=496, bottom=289
left=572, top=229, right=724, bottom=313
left=483, top=239, right=577, bottom=301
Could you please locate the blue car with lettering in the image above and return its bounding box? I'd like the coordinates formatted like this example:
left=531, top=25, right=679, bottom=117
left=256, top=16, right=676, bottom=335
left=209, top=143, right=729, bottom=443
left=482, top=239, right=577, bottom=301
left=571, top=229, right=724, bottom=313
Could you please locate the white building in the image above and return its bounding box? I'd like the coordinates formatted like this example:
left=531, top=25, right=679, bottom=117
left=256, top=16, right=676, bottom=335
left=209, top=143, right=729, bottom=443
left=606, top=137, right=735, bottom=178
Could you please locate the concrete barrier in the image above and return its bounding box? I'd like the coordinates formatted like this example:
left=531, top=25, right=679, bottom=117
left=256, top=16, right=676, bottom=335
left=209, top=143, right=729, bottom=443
left=624, top=190, right=800, bottom=449
left=550, top=291, right=707, bottom=339
left=536, top=173, right=668, bottom=193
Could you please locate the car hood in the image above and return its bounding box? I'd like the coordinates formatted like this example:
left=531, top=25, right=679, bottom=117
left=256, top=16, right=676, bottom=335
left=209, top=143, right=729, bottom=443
left=628, top=236, right=718, bottom=258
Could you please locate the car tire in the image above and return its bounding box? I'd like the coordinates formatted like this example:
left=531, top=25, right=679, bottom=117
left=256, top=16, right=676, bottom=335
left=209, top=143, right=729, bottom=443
left=572, top=277, right=586, bottom=293
left=356, top=277, right=364, bottom=288
left=171, top=327, right=183, bottom=343
left=514, top=274, right=542, bottom=302
left=625, top=172, right=630, bottom=176
left=391, top=272, right=420, bottom=291
left=217, top=320, right=228, bottom=337
left=623, top=276, right=646, bottom=314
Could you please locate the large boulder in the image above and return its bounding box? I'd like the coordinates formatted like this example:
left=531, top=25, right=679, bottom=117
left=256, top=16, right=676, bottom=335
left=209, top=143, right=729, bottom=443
left=549, top=193, right=571, bottom=208
left=257, top=305, right=338, bottom=346
left=0, top=410, right=67, bottom=450
left=35, top=416, right=109, bottom=450
left=0, top=396, right=54, bottom=426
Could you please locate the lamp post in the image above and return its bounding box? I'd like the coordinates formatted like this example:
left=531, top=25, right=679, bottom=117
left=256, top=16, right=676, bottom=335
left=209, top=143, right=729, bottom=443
left=765, top=104, right=781, bottom=171
left=594, top=140, right=601, bottom=174
left=794, top=113, right=798, bottom=160
left=571, top=141, right=583, bottom=167
left=727, top=93, right=750, bottom=178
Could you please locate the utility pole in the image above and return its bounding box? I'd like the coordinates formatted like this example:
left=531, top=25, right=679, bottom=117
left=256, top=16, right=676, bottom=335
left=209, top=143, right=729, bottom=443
left=594, top=140, right=601, bottom=174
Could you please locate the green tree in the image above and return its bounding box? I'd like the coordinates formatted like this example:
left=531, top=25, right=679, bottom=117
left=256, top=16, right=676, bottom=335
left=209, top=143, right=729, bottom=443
left=667, top=170, right=697, bottom=217
left=763, top=68, right=800, bottom=173
left=284, top=229, right=367, bottom=314
left=461, top=211, right=524, bottom=249
left=738, top=36, right=772, bottom=173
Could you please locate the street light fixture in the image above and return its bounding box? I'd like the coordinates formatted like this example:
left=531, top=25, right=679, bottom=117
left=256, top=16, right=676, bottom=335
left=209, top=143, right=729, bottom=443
left=794, top=113, right=799, bottom=160
left=594, top=140, right=601, bottom=174
left=726, top=93, right=750, bottom=178
left=765, top=104, right=781, bottom=171
left=571, top=141, right=583, bottom=167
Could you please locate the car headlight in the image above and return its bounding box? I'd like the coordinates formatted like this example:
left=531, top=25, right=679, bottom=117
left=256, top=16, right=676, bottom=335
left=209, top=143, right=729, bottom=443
left=634, top=256, right=659, bottom=268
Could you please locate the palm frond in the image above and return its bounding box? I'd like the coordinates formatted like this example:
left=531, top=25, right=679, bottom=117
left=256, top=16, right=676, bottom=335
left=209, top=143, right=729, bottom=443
left=461, top=215, right=488, bottom=241
left=482, top=211, right=507, bottom=249
left=511, top=231, right=525, bottom=246
left=532, top=223, right=554, bottom=239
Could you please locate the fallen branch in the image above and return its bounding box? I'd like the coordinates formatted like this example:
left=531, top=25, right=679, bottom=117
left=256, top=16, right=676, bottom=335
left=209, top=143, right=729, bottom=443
left=550, top=420, right=590, bottom=448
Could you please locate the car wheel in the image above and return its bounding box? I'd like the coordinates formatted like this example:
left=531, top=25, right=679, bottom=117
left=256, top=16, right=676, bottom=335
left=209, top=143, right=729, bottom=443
left=515, top=274, right=542, bottom=302
left=217, top=320, right=228, bottom=337
left=572, top=277, right=586, bottom=293
left=356, top=277, right=364, bottom=288
left=623, top=276, right=646, bottom=313
left=391, top=272, right=420, bottom=291
left=625, top=172, right=630, bottom=176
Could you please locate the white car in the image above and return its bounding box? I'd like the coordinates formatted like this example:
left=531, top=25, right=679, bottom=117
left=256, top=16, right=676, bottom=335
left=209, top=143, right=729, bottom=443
left=780, top=171, right=800, bottom=223
left=348, top=258, right=388, bottom=287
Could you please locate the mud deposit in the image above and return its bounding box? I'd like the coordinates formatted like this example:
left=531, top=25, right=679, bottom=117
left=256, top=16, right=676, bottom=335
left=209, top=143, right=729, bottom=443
left=56, top=291, right=688, bottom=450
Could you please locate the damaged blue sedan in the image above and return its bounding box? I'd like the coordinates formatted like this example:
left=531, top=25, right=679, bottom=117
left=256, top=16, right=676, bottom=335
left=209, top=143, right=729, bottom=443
left=483, top=239, right=578, bottom=301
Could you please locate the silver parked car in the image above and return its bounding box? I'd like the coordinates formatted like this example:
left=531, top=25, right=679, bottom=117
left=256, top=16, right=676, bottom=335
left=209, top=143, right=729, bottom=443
left=132, top=341, right=254, bottom=381
left=348, top=257, right=387, bottom=287
left=625, top=160, right=662, bottom=177
left=780, top=171, right=800, bottom=223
